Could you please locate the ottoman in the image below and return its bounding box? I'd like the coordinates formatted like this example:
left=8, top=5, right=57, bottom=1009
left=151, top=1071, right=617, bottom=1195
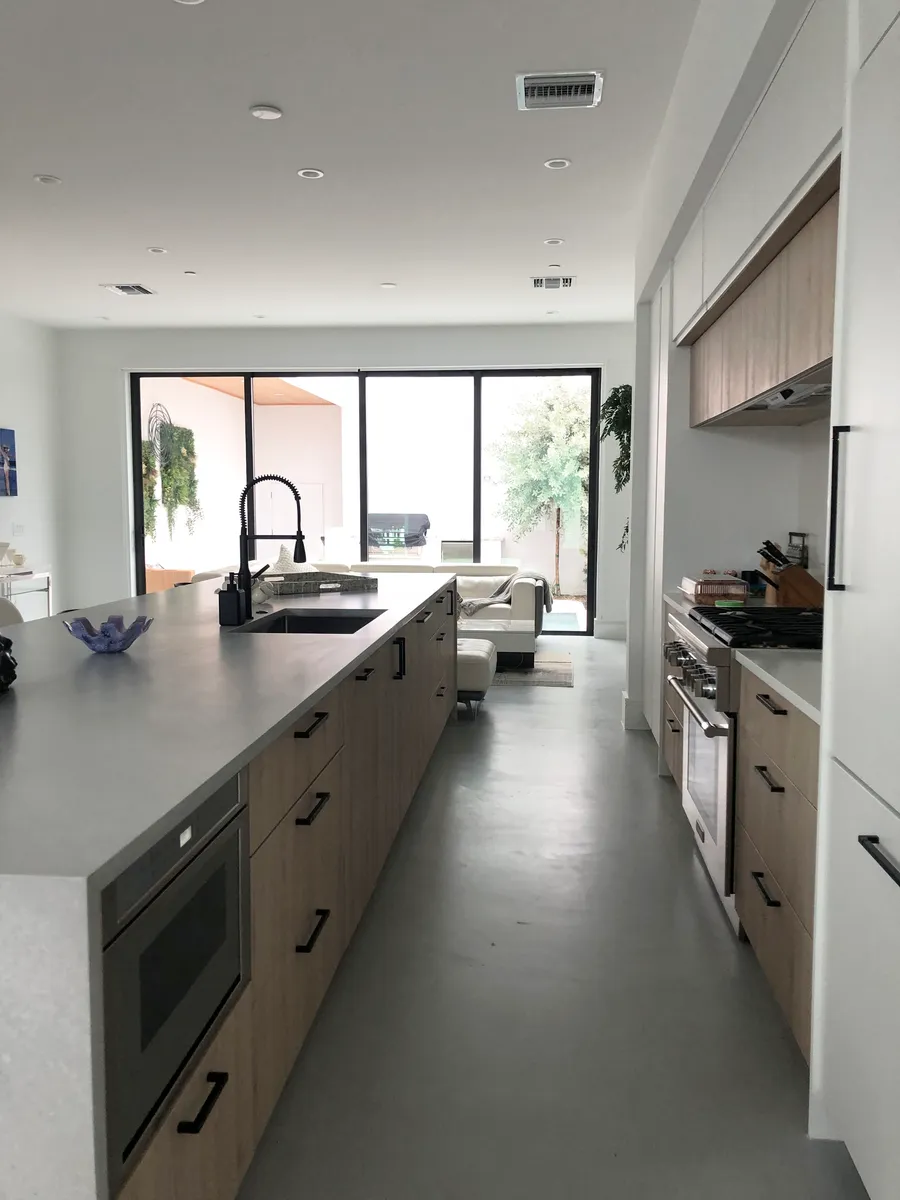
left=457, top=638, right=497, bottom=714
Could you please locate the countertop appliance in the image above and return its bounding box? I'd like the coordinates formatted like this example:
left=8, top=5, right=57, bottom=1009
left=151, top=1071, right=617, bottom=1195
left=664, top=603, right=823, bottom=928
left=102, top=773, right=250, bottom=1192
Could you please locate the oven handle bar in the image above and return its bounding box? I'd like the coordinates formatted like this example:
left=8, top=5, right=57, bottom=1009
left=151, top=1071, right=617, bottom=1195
left=666, top=676, right=729, bottom=739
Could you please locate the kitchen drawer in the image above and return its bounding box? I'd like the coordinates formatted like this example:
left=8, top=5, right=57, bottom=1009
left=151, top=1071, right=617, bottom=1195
left=248, top=684, right=345, bottom=853
left=734, top=823, right=813, bottom=1060
left=736, top=730, right=817, bottom=933
left=662, top=700, right=684, bottom=790
left=739, top=668, right=819, bottom=804
left=119, top=987, right=254, bottom=1200
left=819, top=760, right=900, bottom=1200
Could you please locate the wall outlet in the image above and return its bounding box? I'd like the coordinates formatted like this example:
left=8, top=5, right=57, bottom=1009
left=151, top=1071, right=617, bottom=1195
left=11, top=524, right=24, bottom=537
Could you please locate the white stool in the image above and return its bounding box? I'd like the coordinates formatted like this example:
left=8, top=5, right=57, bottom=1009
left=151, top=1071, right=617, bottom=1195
left=457, top=637, right=497, bottom=715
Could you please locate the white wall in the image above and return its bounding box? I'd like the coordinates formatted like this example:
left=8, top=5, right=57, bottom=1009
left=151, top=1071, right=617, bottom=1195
left=795, top=418, right=830, bottom=580
left=53, top=323, right=635, bottom=615
left=0, top=313, right=59, bottom=596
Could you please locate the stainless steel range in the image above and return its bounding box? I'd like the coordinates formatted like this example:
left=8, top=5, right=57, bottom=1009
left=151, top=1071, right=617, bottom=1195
left=663, top=601, right=823, bottom=930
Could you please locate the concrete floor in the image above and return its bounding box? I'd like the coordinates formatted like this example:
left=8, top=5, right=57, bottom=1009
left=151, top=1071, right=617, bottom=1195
left=240, top=637, right=867, bottom=1200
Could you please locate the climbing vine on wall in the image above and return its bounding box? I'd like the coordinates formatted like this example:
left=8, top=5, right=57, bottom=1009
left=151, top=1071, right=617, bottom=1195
left=144, top=403, right=202, bottom=538
left=597, top=383, right=632, bottom=551
left=142, top=440, right=159, bottom=540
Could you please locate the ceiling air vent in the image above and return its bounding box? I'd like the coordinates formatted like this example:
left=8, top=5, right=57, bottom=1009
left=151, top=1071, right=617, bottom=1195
left=101, top=284, right=156, bottom=296
left=532, top=276, right=576, bottom=290
left=516, top=71, right=603, bottom=111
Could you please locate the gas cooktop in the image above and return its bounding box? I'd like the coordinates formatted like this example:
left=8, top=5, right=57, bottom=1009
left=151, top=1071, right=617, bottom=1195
left=688, top=606, right=823, bottom=649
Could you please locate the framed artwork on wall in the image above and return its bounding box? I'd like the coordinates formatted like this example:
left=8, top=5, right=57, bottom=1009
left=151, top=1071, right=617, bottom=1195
left=0, top=428, right=16, bottom=497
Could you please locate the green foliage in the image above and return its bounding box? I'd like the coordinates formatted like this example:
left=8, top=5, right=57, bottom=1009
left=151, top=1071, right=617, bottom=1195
left=597, top=383, right=632, bottom=550
left=494, top=383, right=590, bottom=593
left=141, top=440, right=159, bottom=540
left=158, top=424, right=201, bottom=536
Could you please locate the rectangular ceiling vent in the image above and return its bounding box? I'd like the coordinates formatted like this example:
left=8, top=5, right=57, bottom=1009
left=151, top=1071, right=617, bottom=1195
left=532, top=276, right=576, bottom=290
left=101, top=284, right=156, bottom=296
left=516, top=71, right=603, bottom=111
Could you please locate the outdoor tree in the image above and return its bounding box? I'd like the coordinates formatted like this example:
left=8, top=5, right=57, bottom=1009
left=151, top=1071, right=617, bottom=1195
left=494, top=383, right=590, bottom=596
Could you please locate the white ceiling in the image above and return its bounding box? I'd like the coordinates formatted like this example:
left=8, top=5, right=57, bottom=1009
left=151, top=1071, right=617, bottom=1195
left=0, top=0, right=700, bottom=328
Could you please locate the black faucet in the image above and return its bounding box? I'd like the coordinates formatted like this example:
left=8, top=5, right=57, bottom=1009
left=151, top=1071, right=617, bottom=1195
left=237, top=474, right=306, bottom=609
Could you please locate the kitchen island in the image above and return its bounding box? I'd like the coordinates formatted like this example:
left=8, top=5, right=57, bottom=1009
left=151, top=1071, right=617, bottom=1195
left=0, top=574, right=458, bottom=1200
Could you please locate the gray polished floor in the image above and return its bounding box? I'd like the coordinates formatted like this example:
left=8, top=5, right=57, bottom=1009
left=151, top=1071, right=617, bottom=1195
left=240, top=637, right=866, bottom=1199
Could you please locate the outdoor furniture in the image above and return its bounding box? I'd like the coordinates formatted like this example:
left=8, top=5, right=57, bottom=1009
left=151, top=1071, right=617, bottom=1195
left=367, top=513, right=430, bottom=554
left=457, top=637, right=497, bottom=714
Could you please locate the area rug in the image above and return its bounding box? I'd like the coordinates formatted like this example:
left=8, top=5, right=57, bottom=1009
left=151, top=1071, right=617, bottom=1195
left=493, top=650, right=574, bottom=688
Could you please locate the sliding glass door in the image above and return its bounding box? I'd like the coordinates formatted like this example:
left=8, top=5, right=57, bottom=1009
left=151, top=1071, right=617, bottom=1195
left=131, top=368, right=600, bottom=631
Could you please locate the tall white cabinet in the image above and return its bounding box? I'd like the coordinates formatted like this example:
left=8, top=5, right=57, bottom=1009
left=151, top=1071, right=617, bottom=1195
left=816, top=18, right=900, bottom=1200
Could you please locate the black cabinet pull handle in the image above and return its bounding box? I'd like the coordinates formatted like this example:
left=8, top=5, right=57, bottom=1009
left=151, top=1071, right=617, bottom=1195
left=294, top=711, right=329, bottom=740
left=393, top=636, right=407, bottom=680
left=436, top=685, right=446, bottom=698
left=827, top=425, right=850, bottom=591
left=751, top=871, right=781, bottom=907
left=448, top=591, right=455, bottom=616
left=355, top=666, right=376, bottom=682
left=416, top=610, right=434, bottom=624
left=436, top=631, right=446, bottom=643
left=755, top=693, right=787, bottom=716
left=754, top=765, right=785, bottom=793
left=859, top=835, right=900, bottom=889
left=177, top=1072, right=229, bottom=1135
left=296, top=908, right=331, bottom=954
left=665, top=718, right=681, bottom=734
left=694, top=819, right=706, bottom=844
left=295, top=792, right=331, bottom=827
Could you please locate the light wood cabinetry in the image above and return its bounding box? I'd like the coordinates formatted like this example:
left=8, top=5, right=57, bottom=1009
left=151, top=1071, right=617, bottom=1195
left=690, top=194, right=838, bottom=427
left=735, top=663, right=819, bottom=1060
left=119, top=988, right=254, bottom=1200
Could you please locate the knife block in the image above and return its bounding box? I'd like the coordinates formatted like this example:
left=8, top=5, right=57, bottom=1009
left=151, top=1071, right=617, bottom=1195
left=759, top=561, right=825, bottom=608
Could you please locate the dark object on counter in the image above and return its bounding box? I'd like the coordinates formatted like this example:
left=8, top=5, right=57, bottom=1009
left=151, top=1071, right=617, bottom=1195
left=0, top=632, right=17, bottom=693
left=218, top=573, right=246, bottom=626
left=231, top=475, right=306, bottom=625
left=689, top=605, right=823, bottom=649
left=786, top=532, right=810, bottom=569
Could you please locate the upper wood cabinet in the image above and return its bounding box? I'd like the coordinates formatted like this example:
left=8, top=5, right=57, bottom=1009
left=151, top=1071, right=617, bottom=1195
left=690, top=193, right=838, bottom=427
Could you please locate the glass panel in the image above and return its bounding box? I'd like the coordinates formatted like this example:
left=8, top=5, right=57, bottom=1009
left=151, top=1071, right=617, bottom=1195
left=481, top=375, right=591, bottom=631
left=139, top=377, right=247, bottom=590
left=687, top=720, right=720, bottom=844
left=252, top=376, right=360, bottom=566
left=365, top=376, right=474, bottom=565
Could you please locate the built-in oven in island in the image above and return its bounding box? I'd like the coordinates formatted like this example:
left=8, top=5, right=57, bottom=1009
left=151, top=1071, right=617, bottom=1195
left=101, top=772, right=250, bottom=1193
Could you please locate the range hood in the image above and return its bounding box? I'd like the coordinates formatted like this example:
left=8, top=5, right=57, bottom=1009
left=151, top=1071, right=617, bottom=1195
left=741, top=360, right=832, bottom=415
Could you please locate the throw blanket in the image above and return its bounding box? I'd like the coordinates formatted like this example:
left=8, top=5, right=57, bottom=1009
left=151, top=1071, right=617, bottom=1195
left=459, top=572, right=553, bottom=618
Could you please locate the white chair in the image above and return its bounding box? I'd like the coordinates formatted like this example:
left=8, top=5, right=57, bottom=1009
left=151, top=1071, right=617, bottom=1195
left=0, top=597, right=24, bottom=625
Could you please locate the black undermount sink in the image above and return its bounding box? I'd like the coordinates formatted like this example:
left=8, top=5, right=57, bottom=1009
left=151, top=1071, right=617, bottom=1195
left=237, top=608, right=386, bottom=635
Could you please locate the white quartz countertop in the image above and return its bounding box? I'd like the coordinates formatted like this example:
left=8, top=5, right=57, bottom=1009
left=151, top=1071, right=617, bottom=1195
left=734, top=650, right=822, bottom=724
left=0, top=575, right=453, bottom=884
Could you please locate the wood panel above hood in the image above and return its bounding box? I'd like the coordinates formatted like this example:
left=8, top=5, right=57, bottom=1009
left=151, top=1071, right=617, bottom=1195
left=690, top=193, right=838, bottom=427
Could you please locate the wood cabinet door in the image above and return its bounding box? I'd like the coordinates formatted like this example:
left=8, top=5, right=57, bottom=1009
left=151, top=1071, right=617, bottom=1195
left=119, top=989, right=254, bottom=1200
left=744, top=251, right=787, bottom=401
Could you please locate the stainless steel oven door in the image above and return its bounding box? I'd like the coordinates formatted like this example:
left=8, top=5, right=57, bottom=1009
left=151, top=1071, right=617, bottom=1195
left=103, top=806, right=250, bottom=1188
left=666, top=675, right=734, bottom=899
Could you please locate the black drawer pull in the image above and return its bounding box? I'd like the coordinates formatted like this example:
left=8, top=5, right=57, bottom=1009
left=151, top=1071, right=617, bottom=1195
left=295, top=792, right=331, bottom=827
left=751, top=871, right=781, bottom=907
left=827, top=425, right=850, bottom=591
left=393, top=636, right=407, bottom=680
left=859, top=835, right=900, bottom=889
left=296, top=908, right=331, bottom=954
left=666, top=718, right=681, bottom=734
left=436, top=631, right=446, bottom=643
left=756, top=693, right=787, bottom=716
left=177, top=1072, right=229, bottom=1135
left=355, top=666, right=376, bottom=682
left=436, top=685, right=447, bottom=698
left=416, top=610, right=434, bottom=624
left=753, top=764, right=785, bottom=793
left=694, top=819, right=706, bottom=844
left=294, top=711, right=329, bottom=739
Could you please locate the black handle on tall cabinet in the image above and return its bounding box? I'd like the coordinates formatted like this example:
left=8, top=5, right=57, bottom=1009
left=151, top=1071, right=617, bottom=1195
left=177, top=1073, right=229, bottom=1134
left=827, top=425, right=850, bottom=591
left=393, top=636, right=407, bottom=680
left=859, top=835, right=900, bottom=889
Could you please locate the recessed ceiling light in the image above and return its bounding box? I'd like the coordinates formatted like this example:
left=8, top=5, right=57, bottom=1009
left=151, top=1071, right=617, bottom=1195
left=273, top=392, right=285, bottom=397
left=546, top=310, right=560, bottom=315
left=544, top=238, right=565, bottom=246
left=297, top=168, right=324, bottom=180
left=147, top=246, right=168, bottom=255
left=33, top=174, right=61, bottom=185
left=184, top=270, right=197, bottom=276
left=250, top=104, right=283, bottom=120
left=544, top=159, right=571, bottom=170
left=96, top=316, right=110, bottom=321
left=173, top=0, right=206, bottom=5
left=548, top=262, right=562, bottom=270
left=380, top=282, right=398, bottom=289
left=253, top=314, right=266, bottom=319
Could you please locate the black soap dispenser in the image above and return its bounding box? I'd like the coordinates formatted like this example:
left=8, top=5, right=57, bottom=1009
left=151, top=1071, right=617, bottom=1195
left=218, top=573, right=246, bottom=626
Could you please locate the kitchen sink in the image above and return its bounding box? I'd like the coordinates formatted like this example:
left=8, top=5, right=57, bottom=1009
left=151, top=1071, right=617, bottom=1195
left=237, top=608, right=386, bottom=635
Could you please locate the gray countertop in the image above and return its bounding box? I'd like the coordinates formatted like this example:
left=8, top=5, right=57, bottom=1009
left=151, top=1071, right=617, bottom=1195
left=0, top=575, right=452, bottom=885
left=734, top=649, right=822, bottom=724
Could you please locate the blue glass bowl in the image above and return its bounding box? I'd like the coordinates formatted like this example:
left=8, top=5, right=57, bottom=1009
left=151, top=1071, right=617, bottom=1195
left=63, top=614, right=153, bottom=653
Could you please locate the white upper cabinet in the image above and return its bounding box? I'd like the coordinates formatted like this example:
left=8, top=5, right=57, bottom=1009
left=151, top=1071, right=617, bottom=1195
left=827, top=17, right=900, bottom=811
left=672, top=215, right=704, bottom=339
left=703, top=0, right=845, bottom=299
left=858, top=0, right=900, bottom=65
